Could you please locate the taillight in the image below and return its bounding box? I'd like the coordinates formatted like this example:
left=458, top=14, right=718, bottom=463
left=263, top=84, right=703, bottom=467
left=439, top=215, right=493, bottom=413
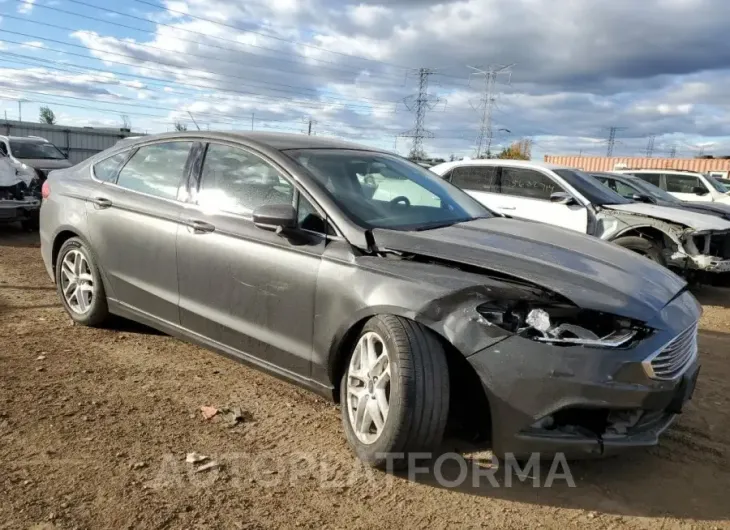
left=41, top=180, right=51, bottom=199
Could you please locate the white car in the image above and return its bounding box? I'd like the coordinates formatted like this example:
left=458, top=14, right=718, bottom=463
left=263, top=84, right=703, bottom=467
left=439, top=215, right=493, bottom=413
left=430, top=159, right=730, bottom=273
left=615, top=169, right=730, bottom=204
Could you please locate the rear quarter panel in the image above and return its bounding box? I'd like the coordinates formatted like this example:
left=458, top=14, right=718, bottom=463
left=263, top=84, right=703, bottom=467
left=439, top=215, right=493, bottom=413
left=40, top=163, right=99, bottom=281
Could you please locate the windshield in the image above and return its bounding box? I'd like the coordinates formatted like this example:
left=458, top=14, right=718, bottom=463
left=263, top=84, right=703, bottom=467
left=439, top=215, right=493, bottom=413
left=616, top=175, right=683, bottom=204
left=707, top=175, right=730, bottom=194
left=285, top=149, right=491, bottom=230
left=553, top=169, right=631, bottom=205
left=9, top=140, right=66, bottom=160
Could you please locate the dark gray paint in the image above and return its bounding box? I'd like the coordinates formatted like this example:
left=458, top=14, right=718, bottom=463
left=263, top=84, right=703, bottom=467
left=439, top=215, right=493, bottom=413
left=39, top=131, right=701, bottom=457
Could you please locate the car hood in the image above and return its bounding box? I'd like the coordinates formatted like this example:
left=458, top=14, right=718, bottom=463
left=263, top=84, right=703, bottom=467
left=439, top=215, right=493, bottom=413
left=372, top=217, right=687, bottom=321
left=605, top=203, right=730, bottom=232
left=14, top=158, right=72, bottom=170
left=667, top=201, right=730, bottom=220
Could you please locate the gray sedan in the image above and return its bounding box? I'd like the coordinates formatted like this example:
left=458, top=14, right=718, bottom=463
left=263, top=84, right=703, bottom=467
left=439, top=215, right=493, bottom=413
left=40, top=132, right=700, bottom=467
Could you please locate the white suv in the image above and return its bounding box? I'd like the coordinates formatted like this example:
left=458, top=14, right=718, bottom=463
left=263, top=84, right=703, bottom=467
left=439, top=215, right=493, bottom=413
left=615, top=169, right=730, bottom=204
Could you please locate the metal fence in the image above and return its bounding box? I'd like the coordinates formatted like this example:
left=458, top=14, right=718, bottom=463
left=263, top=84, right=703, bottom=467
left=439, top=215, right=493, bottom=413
left=544, top=155, right=730, bottom=177
left=1, top=120, right=140, bottom=165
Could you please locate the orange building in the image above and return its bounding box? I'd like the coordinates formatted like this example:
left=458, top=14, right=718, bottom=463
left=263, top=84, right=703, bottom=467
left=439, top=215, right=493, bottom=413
left=543, top=155, right=730, bottom=178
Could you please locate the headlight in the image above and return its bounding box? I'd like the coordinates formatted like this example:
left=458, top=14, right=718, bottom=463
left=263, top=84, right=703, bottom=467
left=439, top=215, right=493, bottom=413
left=476, top=301, right=644, bottom=348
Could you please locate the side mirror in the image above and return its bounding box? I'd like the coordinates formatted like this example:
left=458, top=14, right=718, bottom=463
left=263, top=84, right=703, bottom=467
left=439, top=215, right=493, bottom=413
left=631, top=193, right=654, bottom=204
left=252, top=204, right=297, bottom=232
left=550, top=192, right=575, bottom=205
left=692, top=186, right=708, bottom=196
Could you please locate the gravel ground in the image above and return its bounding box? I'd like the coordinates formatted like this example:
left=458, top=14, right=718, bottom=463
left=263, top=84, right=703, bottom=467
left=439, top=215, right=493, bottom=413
left=1, top=226, right=729, bottom=530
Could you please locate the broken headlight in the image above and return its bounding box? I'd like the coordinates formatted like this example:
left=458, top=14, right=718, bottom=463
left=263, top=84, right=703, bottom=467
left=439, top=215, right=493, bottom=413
left=476, top=301, right=642, bottom=348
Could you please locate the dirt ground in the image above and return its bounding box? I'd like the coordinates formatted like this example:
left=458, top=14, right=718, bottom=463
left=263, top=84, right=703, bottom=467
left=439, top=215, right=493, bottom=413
left=1, top=226, right=729, bottom=530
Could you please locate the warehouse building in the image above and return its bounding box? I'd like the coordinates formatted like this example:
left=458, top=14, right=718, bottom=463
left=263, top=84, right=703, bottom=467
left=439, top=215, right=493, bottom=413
left=543, top=155, right=730, bottom=179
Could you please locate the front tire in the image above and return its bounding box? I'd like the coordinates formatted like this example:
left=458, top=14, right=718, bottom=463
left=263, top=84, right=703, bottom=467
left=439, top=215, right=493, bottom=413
left=340, top=315, right=450, bottom=469
left=55, top=237, right=109, bottom=327
left=612, top=236, right=666, bottom=265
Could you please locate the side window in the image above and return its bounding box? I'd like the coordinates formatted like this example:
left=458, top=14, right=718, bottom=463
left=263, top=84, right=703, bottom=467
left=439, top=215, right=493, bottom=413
left=500, top=168, right=561, bottom=200
left=0, top=142, right=7, bottom=156
left=665, top=174, right=705, bottom=193
left=613, top=180, right=639, bottom=198
left=198, top=143, right=293, bottom=215
left=116, top=142, right=192, bottom=200
left=92, top=152, right=129, bottom=182
left=633, top=173, right=661, bottom=186
left=450, top=166, right=498, bottom=192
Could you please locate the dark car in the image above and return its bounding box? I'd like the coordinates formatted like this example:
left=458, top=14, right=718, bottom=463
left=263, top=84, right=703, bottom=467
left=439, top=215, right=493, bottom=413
left=40, top=132, right=701, bottom=467
left=592, top=171, right=730, bottom=221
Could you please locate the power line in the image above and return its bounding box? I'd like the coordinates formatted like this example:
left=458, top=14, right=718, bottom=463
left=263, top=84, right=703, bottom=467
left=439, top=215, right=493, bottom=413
left=468, top=64, right=514, bottom=158
left=127, top=0, right=412, bottom=70
left=0, top=36, right=397, bottom=111
left=400, top=68, right=443, bottom=159
left=4, top=4, right=402, bottom=82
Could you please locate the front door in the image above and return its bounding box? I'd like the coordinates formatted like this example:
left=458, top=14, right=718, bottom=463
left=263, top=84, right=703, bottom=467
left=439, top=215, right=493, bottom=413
left=176, top=142, right=327, bottom=377
left=85, top=141, right=194, bottom=324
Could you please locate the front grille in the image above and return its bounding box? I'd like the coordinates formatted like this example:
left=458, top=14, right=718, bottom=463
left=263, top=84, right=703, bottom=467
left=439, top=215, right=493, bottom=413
left=647, top=324, right=698, bottom=380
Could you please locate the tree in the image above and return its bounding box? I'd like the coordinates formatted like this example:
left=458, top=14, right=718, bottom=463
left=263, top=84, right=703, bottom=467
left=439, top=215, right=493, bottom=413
left=496, top=138, right=532, bottom=160
left=39, top=106, right=56, bottom=125
left=174, top=121, right=188, bottom=131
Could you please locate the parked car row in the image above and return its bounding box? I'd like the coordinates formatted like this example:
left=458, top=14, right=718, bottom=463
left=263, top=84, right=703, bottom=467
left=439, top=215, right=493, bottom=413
left=39, top=132, right=700, bottom=469
left=430, top=160, right=730, bottom=274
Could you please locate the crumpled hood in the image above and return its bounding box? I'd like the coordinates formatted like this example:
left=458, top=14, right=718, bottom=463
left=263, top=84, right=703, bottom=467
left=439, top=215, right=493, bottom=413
left=605, top=203, right=730, bottom=232
left=372, top=217, right=687, bottom=321
left=14, top=158, right=72, bottom=171
left=667, top=201, right=730, bottom=221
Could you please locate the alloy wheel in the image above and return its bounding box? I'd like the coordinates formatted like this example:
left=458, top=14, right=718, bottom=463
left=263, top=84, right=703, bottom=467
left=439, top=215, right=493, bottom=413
left=346, top=332, right=391, bottom=444
left=59, top=249, right=95, bottom=314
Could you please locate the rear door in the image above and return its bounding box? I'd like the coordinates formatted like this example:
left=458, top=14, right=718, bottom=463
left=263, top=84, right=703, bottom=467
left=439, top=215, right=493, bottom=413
left=85, top=141, right=195, bottom=324
left=495, top=166, right=588, bottom=232
left=446, top=164, right=502, bottom=210
left=663, top=173, right=711, bottom=202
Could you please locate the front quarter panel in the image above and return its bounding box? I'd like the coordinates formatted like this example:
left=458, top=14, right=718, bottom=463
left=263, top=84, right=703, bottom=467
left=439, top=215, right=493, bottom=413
left=311, top=242, right=552, bottom=387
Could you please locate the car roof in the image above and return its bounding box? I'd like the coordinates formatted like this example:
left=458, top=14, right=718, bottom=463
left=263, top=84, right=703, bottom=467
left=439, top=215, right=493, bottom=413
left=119, top=131, right=383, bottom=153
left=0, top=135, right=49, bottom=142
left=617, top=168, right=705, bottom=176
left=430, top=158, right=570, bottom=174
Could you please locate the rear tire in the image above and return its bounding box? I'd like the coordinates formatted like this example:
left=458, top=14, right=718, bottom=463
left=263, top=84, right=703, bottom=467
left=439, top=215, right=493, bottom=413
left=612, top=236, right=665, bottom=265
left=55, top=237, right=109, bottom=327
left=340, top=315, right=450, bottom=470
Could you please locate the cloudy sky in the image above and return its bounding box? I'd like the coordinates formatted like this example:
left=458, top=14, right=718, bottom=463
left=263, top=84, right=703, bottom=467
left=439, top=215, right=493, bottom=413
left=0, top=0, right=727, bottom=160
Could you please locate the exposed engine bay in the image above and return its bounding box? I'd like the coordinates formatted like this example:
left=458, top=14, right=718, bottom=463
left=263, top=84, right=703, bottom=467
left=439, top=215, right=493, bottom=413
left=595, top=205, right=730, bottom=273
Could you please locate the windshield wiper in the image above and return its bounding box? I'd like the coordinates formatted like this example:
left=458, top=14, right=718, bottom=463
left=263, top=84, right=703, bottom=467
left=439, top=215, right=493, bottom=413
left=414, top=218, right=471, bottom=231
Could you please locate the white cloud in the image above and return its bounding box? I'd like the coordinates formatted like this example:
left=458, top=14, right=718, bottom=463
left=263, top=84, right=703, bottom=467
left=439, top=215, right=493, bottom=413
left=17, top=0, right=35, bottom=14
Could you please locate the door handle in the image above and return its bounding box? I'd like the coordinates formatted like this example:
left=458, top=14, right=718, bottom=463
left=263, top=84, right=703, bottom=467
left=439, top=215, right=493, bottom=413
left=92, top=197, right=112, bottom=209
left=185, top=219, right=216, bottom=233
left=498, top=206, right=516, bottom=210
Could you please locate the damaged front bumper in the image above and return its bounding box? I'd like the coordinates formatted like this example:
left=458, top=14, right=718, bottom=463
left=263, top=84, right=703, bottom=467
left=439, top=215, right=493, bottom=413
left=466, top=290, right=701, bottom=459
left=676, top=231, right=730, bottom=272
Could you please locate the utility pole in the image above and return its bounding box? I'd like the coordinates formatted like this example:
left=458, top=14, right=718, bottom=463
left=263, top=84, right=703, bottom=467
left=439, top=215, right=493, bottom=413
left=308, top=118, right=313, bottom=136
left=251, top=113, right=254, bottom=131
left=604, top=126, right=627, bottom=157
left=401, top=68, right=443, bottom=161
left=646, top=135, right=655, bottom=158
left=187, top=111, right=201, bottom=131
left=18, top=101, right=21, bottom=122
left=468, top=64, right=514, bottom=158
